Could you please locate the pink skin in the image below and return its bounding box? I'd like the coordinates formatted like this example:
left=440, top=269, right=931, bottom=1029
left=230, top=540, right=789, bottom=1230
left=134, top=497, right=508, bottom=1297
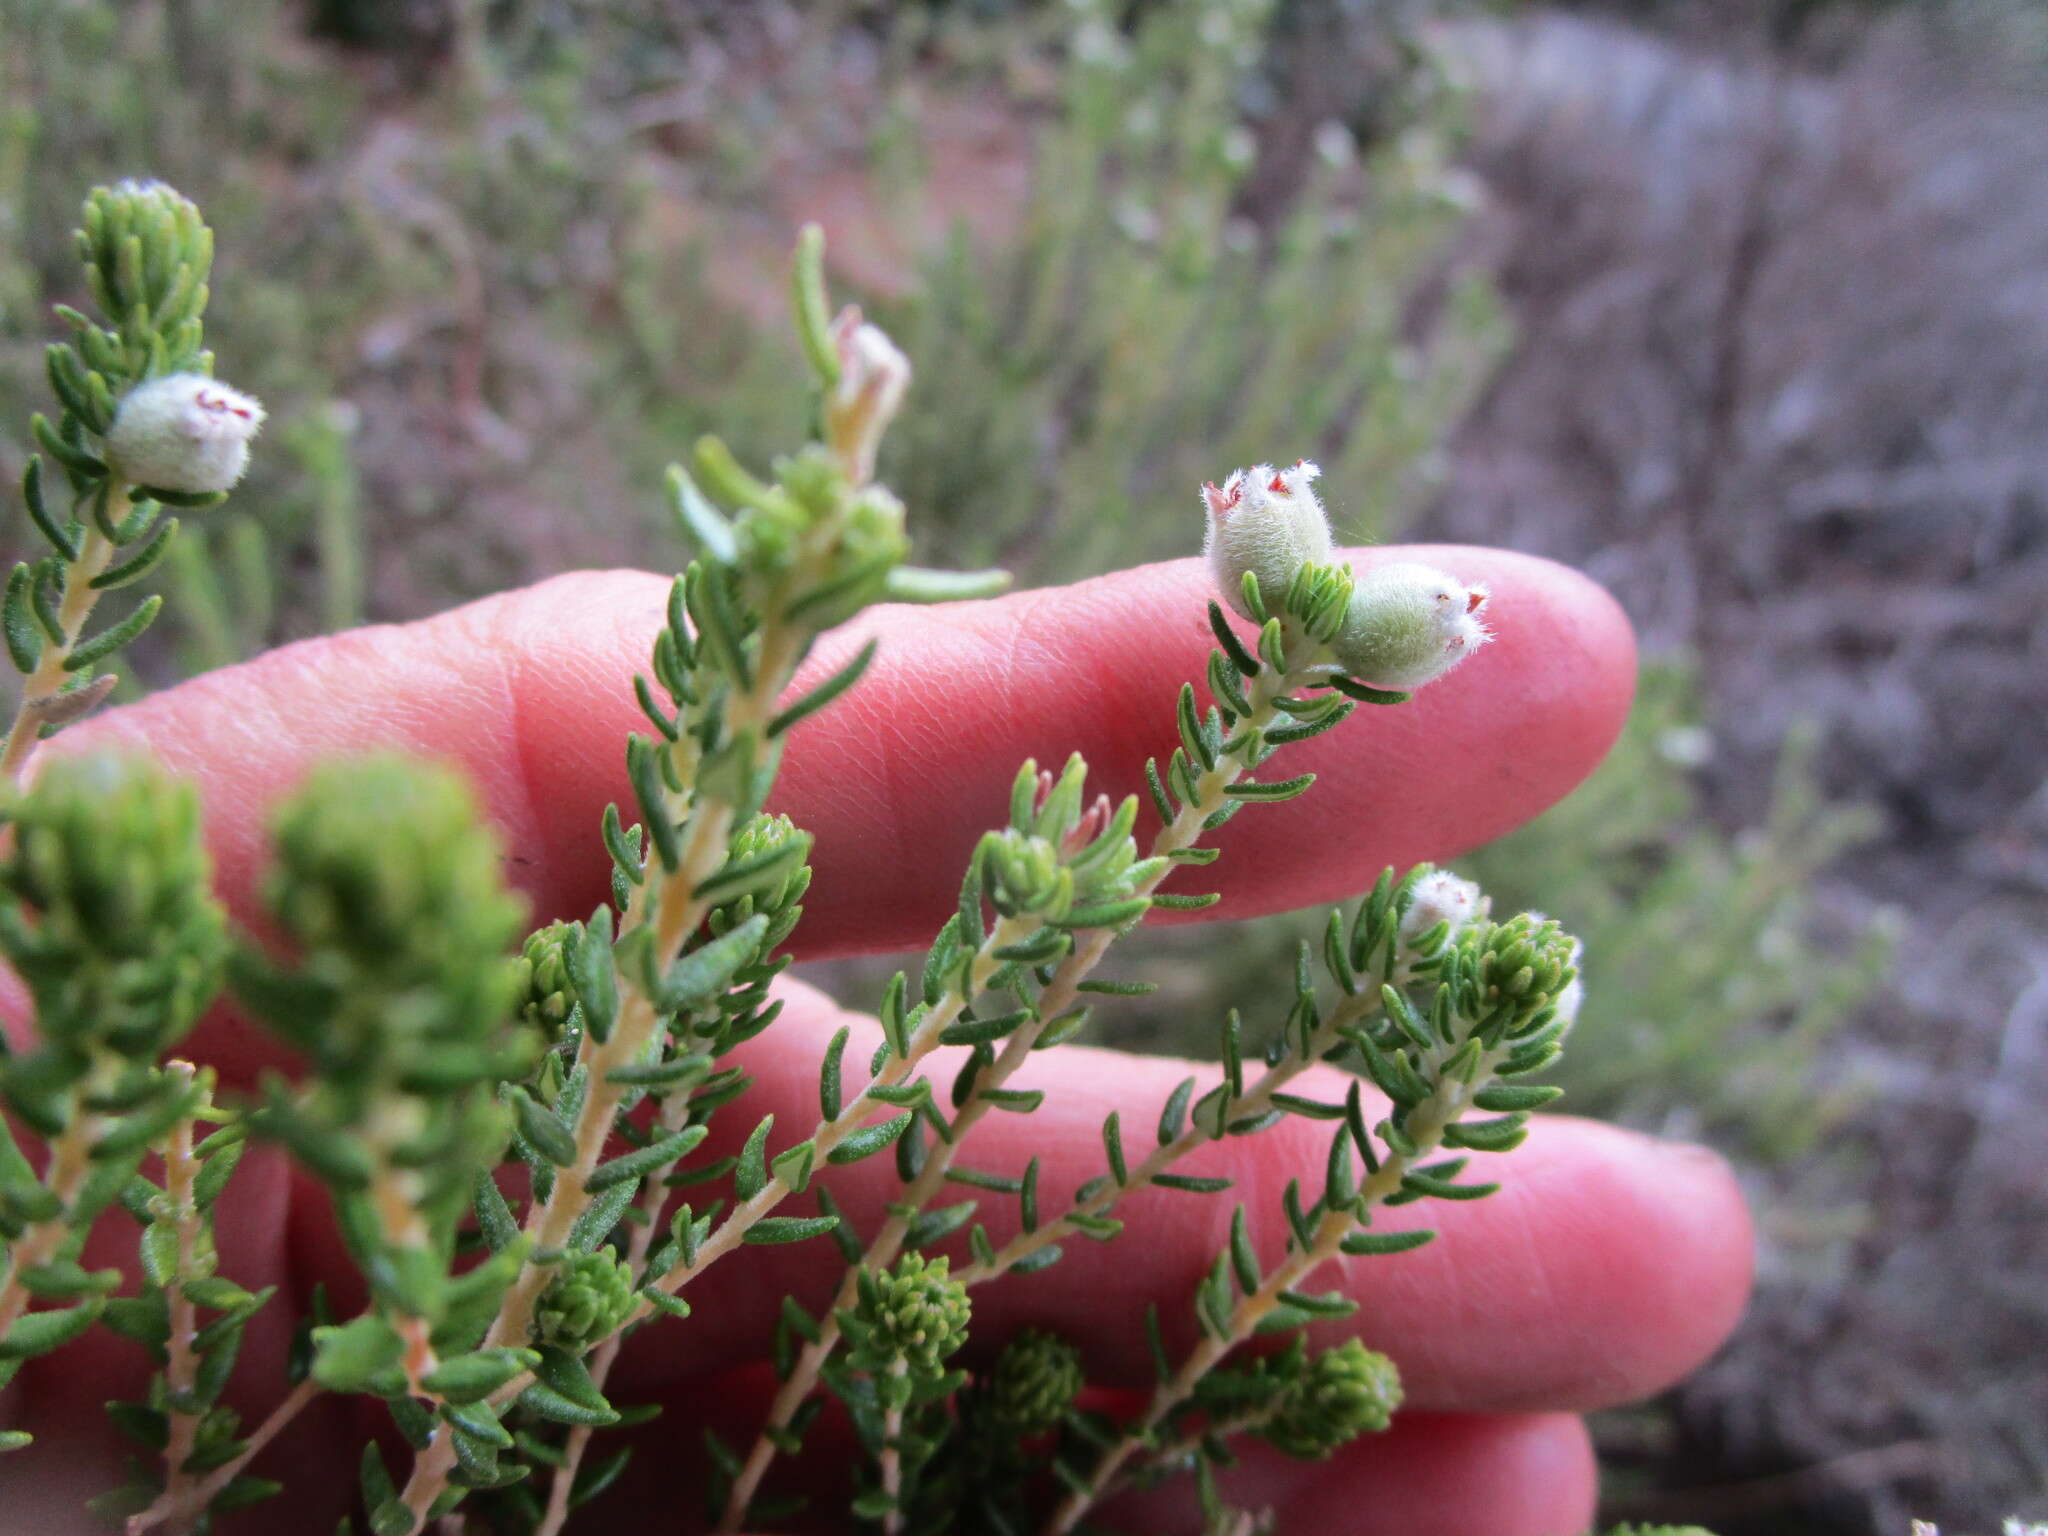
left=1, top=548, right=1752, bottom=1534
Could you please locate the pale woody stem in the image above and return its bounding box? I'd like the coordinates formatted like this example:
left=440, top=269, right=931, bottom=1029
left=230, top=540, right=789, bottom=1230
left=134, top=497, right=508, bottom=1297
left=879, top=1357, right=909, bottom=1536
left=2, top=523, right=116, bottom=778
left=396, top=619, right=789, bottom=1527
left=718, top=639, right=1323, bottom=1531
left=534, top=1090, right=696, bottom=1536
left=127, top=1380, right=319, bottom=1535
left=654, top=911, right=1027, bottom=1305
left=154, top=1087, right=206, bottom=1524
left=0, top=1063, right=115, bottom=1339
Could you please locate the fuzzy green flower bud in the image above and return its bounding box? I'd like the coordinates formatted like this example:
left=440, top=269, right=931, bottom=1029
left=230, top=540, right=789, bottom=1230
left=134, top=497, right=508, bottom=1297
left=1605, top=1526, right=1717, bottom=1536
left=104, top=373, right=264, bottom=495
left=0, top=753, right=225, bottom=1060
left=848, top=1253, right=971, bottom=1378
left=984, top=1329, right=1084, bottom=1435
left=515, top=920, right=582, bottom=1043
left=1261, top=1339, right=1402, bottom=1459
left=1328, top=560, right=1491, bottom=692
left=533, top=1249, right=637, bottom=1350
left=1203, top=461, right=1334, bottom=621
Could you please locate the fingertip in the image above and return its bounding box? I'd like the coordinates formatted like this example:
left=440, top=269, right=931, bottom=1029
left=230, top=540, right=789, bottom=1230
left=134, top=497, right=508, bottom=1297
left=1390, top=1115, right=1755, bottom=1413
left=1110, top=1411, right=1597, bottom=1536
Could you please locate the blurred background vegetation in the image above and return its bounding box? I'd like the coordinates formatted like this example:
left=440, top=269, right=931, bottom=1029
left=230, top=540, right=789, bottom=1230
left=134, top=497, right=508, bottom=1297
left=2, top=0, right=2042, bottom=1531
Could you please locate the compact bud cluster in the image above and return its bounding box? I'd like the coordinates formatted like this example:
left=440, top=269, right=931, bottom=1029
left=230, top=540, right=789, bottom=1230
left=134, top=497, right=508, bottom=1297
left=104, top=373, right=264, bottom=495
left=1261, top=1339, right=1403, bottom=1459
left=845, top=1253, right=971, bottom=1379
left=983, top=1330, right=1085, bottom=1435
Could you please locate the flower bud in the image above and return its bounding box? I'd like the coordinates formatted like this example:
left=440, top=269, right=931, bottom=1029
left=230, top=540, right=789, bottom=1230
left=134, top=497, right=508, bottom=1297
left=848, top=1253, right=970, bottom=1378
left=104, top=373, right=264, bottom=495
left=1398, top=869, right=1486, bottom=952
left=824, top=306, right=910, bottom=486
left=1328, top=560, right=1490, bottom=692
left=533, top=1249, right=637, bottom=1350
left=984, top=1329, right=1084, bottom=1435
left=1262, top=1339, right=1402, bottom=1459
left=0, top=753, right=225, bottom=1061
left=1202, top=460, right=1334, bottom=620
left=515, top=919, right=583, bottom=1043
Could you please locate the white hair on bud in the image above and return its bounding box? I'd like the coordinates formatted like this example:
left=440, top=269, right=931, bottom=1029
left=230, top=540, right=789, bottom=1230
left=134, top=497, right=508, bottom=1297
left=104, top=373, right=264, bottom=496
left=1201, top=460, right=1334, bottom=620
left=1329, top=560, right=1491, bottom=692
left=1399, top=870, right=1487, bottom=950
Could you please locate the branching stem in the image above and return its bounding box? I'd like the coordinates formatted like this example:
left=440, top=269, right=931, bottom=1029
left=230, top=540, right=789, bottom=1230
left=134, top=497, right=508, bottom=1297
left=1043, top=1045, right=1498, bottom=1535
left=717, top=634, right=1328, bottom=1530
left=955, top=983, right=1386, bottom=1289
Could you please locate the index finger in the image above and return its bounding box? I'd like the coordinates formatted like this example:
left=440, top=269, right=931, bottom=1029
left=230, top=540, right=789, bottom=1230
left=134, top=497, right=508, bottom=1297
left=63, top=545, right=1629, bottom=945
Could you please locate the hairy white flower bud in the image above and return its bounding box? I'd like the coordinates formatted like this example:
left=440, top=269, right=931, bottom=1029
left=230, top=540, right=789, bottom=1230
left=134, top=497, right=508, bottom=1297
left=1329, top=560, right=1490, bottom=691
left=1399, top=869, right=1486, bottom=950
left=104, top=373, right=264, bottom=495
left=824, top=305, right=909, bottom=486
left=1202, top=461, right=1334, bottom=620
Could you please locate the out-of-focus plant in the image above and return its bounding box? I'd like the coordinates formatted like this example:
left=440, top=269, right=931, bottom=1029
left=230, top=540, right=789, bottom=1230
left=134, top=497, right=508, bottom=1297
left=1460, top=662, right=1891, bottom=1157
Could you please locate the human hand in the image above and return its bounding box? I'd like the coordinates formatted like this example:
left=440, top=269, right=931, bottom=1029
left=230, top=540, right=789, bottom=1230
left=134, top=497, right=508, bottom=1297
left=2, top=548, right=1752, bottom=1535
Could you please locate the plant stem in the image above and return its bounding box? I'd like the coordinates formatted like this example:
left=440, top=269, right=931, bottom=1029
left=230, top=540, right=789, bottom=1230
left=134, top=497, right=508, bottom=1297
left=717, top=639, right=1326, bottom=1531
left=1042, top=1051, right=1494, bottom=1536
left=533, top=1085, right=694, bottom=1536
left=0, top=1073, right=111, bottom=1339
left=127, top=1379, right=321, bottom=1535
left=153, top=1070, right=206, bottom=1528
left=1, top=524, right=115, bottom=778
left=954, top=983, right=1385, bottom=1289
left=879, top=1357, right=909, bottom=1536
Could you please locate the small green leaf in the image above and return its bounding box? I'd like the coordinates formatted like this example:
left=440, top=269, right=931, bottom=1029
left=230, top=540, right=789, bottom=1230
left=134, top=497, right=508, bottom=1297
left=0, top=1300, right=103, bottom=1360
left=1158, top=1078, right=1196, bottom=1146
left=1221, top=772, right=1316, bottom=803
left=664, top=464, right=739, bottom=564
left=62, top=595, right=161, bottom=672
left=769, top=638, right=877, bottom=737
left=734, top=1115, right=774, bottom=1201
left=904, top=1200, right=978, bottom=1250
left=421, top=1349, right=532, bottom=1406
left=881, top=565, right=1011, bottom=603
left=1339, top=1228, right=1436, bottom=1257
left=510, top=1088, right=577, bottom=1168
left=825, top=1113, right=912, bottom=1165
left=586, top=1127, right=708, bottom=1193
left=742, top=1215, right=841, bottom=1246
